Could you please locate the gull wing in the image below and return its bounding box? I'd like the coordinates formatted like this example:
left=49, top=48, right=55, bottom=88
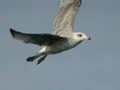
left=53, top=0, right=82, bottom=37
left=10, top=28, right=66, bottom=46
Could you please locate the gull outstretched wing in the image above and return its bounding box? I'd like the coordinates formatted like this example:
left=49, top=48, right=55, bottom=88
left=53, top=0, right=82, bottom=37
left=10, top=28, right=66, bottom=46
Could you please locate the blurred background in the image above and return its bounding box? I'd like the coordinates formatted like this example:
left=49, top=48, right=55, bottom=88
left=0, top=0, right=120, bottom=90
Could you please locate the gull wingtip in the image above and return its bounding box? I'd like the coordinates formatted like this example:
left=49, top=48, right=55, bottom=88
left=9, top=28, right=16, bottom=38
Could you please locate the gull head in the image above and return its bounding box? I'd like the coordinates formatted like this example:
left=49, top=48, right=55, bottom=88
left=73, top=32, right=91, bottom=41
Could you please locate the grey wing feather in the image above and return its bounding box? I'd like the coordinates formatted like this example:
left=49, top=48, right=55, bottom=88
left=10, top=28, right=66, bottom=46
left=53, top=0, right=82, bottom=37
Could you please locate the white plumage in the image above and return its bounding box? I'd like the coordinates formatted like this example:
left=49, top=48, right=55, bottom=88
left=10, top=0, right=91, bottom=65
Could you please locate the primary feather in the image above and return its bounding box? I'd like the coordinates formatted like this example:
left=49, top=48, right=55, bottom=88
left=53, top=0, right=82, bottom=37
left=10, top=28, right=67, bottom=46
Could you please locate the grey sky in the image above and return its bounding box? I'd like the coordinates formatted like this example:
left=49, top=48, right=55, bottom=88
left=0, top=0, right=120, bottom=90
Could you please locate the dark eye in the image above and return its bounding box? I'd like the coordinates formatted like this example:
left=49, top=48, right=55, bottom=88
left=78, top=34, right=82, bottom=37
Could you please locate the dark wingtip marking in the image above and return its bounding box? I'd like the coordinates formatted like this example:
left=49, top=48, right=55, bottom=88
left=10, top=28, right=16, bottom=38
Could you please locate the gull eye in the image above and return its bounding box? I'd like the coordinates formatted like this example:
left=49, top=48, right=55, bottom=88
left=78, top=34, right=82, bottom=37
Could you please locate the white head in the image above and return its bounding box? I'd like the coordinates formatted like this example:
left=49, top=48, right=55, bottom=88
left=73, top=32, right=91, bottom=43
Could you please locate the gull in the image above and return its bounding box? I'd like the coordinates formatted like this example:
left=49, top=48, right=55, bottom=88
left=10, top=0, right=91, bottom=65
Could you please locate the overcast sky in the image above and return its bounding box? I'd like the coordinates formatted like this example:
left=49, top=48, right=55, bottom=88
left=0, top=0, right=120, bottom=90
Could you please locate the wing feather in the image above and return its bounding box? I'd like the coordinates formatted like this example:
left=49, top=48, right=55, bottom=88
left=10, top=28, right=66, bottom=46
left=53, top=0, right=82, bottom=37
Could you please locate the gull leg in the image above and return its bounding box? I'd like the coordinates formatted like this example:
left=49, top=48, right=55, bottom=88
left=37, top=55, right=47, bottom=65
left=26, top=53, right=43, bottom=62
left=27, top=46, right=47, bottom=62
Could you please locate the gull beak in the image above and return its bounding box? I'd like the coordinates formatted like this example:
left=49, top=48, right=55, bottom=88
left=88, top=37, right=91, bottom=40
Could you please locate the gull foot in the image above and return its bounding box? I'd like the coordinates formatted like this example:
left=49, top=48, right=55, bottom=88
left=26, top=57, right=35, bottom=62
left=37, top=55, right=47, bottom=65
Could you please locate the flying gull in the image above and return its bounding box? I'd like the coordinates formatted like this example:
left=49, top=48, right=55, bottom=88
left=10, top=0, right=91, bottom=64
